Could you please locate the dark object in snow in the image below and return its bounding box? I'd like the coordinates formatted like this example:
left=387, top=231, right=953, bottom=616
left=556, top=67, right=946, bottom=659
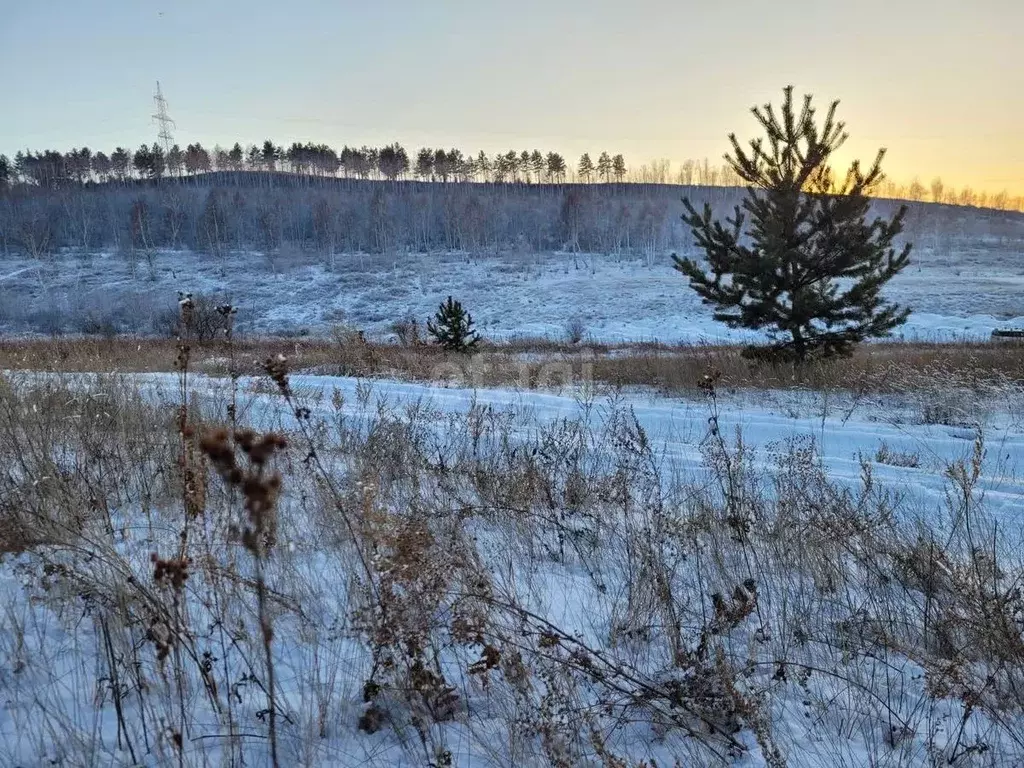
left=992, top=328, right=1024, bottom=340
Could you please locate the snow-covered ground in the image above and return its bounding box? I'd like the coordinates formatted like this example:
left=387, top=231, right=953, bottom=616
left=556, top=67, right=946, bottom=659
left=195, top=371, right=1024, bottom=526
left=4, top=369, right=1024, bottom=766
left=24, top=366, right=1024, bottom=506
left=1, top=236, right=1023, bottom=342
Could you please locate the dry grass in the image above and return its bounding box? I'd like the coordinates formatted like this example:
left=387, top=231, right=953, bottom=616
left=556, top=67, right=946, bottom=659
left=1, top=297, right=1024, bottom=764
left=1, top=352, right=1024, bottom=765
left=0, top=373, right=181, bottom=556
left=2, top=335, right=1023, bottom=395
left=591, top=339, right=1024, bottom=393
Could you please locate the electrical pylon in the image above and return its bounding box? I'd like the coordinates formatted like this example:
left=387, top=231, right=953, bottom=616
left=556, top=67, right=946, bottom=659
left=152, top=81, right=176, bottom=155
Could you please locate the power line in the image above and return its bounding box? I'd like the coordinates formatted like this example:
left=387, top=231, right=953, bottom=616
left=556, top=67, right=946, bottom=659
left=152, top=81, right=176, bottom=155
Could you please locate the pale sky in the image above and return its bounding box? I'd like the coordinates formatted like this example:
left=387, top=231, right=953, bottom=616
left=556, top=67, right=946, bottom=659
left=2, top=0, right=1021, bottom=194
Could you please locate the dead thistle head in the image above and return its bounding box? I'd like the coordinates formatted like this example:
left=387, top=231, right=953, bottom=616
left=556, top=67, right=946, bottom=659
left=263, top=354, right=291, bottom=397
left=199, top=427, right=287, bottom=556
left=698, top=367, right=722, bottom=397
left=151, top=551, right=190, bottom=592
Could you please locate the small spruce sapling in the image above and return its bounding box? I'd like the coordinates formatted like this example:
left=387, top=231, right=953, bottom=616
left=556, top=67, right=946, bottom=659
left=427, top=296, right=480, bottom=351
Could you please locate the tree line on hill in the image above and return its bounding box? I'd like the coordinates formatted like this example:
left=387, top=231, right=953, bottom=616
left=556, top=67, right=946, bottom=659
left=0, top=139, right=1019, bottom=212
left=0, top=140, right=756, bottom=191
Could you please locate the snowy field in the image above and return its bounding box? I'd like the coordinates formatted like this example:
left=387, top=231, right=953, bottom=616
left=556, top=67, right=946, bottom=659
left=2, top=212, right=1024, bottom=766
left=3, top=369, right=1024, bottom=766
left=1, top=235, right=1023, bottom=342
left=178, top=371, right=1024, bottom=528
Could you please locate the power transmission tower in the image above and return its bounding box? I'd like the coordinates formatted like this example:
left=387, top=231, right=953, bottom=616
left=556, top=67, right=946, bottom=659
left=152, top=81, right=176, bottom=156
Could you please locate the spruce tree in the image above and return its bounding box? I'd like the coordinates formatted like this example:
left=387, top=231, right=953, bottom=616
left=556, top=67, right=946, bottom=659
left=427, top=296, right=480, bottom=351
left=673, top=86, right=912, bottom=362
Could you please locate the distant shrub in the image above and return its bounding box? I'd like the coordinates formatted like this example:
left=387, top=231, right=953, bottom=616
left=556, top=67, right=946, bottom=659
left=77, top=312, right=119, bottom=339
left=154, top=292, right=229, bottom=342
left=390, top=315, right=422, bottom=345
left=330, top=323, right=366, bottom=347
left=564, top=316, right=586, bottom=345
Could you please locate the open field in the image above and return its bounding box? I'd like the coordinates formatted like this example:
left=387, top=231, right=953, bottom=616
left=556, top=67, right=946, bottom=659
left=2, top=330, right=1024, bottom=765
left=1, top=237, right=1024, bottom=343
left=2, top=191, right=1024, bottom=766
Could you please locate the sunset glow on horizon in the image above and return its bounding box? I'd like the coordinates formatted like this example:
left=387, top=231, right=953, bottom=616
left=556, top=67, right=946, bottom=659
left=2, top=0, right=1021, bottom=198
